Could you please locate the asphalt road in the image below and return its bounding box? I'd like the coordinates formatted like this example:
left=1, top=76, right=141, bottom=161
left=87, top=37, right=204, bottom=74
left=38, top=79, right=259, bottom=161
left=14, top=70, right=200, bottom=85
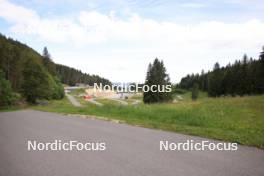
left=0, top=110, right=264, bottom=176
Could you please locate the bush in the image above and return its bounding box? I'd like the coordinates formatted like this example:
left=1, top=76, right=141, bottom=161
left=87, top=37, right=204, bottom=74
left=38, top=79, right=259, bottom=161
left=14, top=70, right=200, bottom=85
left=21, top=57, right=65, bottom=104
left=0, top=70, right=17, bottom=106
left=51, top=76, right=65, bottom=99
left=21, top=57, right=54, bottom=104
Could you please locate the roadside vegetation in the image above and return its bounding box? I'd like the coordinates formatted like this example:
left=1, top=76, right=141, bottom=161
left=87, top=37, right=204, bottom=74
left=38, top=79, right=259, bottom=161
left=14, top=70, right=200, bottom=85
left=33, top=92, right=264, bottom=149
left=0, top=69, right=19, bottom=106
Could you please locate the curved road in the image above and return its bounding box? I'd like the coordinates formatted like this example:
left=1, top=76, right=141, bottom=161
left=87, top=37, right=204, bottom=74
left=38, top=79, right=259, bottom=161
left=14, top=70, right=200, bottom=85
left=0, top=110, right=263, bottom=176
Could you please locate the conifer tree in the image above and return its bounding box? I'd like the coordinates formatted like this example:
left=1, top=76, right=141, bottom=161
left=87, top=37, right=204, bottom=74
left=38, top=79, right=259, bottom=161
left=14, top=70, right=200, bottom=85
left=143, top=58, right=172, bottom=103
left=42, top=47, right=56, bottom=75
left=256, top=46, right=264, bottom=93
left=208, top=62, right=223, bottom=96
left=191, top=83, right=199, bottom=100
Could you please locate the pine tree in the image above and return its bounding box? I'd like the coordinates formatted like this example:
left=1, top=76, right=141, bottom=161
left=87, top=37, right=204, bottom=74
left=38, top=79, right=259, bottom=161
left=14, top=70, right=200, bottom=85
left=42, top=47, right=56, bottom=75
left=241, top=54, right=249, bottom=95
left=200, top=70, right=205, bottom=91
left=191, top=83, right=199, bottom=100
left=143, top=58, right=172, bottom=103
left=256, top=46, right=264, bottom=93
left=208, top=62, right=223, bottom=96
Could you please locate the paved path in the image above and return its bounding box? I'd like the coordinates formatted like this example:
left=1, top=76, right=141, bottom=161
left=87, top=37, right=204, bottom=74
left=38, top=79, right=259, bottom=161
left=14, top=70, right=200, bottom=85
left=66, top=93, right=82, bottom=107
left=0, top=110, right=264, bottom=176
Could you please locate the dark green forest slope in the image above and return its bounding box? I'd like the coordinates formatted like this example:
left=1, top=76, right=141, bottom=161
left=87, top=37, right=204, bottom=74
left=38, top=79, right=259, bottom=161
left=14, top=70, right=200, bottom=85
left=0, top=33, right=111, bottom=105
left=179, top=47, right=264, bottom=97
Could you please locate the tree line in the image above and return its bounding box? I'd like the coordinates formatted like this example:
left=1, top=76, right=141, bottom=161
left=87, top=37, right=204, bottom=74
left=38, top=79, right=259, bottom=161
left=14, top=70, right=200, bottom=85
left=56, top=64, right=111, bottom=86
left=179, top=47, right=264, bottom=96
left=41, top=46, right=111, bottom=86
left=0, top=33, right=111, bottom=105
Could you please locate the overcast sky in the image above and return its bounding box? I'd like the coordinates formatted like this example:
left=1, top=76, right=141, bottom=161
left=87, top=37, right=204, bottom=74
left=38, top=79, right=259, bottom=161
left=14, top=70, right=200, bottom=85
left=0, top=0, right=264, bottom=83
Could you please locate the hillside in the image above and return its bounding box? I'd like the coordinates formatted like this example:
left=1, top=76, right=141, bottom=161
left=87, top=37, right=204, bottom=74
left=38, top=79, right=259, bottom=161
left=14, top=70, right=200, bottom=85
left=0, top=33, right=111, bottom=105
left=0, top=34, right=111, bottom=88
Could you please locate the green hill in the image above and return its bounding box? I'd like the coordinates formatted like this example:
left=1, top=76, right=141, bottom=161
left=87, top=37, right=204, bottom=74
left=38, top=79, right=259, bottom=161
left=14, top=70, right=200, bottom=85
left=0, top=33, right=111, bottom=105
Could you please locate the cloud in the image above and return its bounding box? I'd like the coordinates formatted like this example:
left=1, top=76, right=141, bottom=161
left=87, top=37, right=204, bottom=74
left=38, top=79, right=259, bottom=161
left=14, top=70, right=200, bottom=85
left=0, top=0, right=264, bottom=82
left=181, top=2, right=206, bottom=8
left=1, top=0, right=263, bottom=48
left=0, top=0, right=39, bottom=24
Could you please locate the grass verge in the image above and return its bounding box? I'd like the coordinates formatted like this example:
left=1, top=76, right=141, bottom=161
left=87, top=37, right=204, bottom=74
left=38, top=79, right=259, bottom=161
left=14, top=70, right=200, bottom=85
left=32, top=95, right=264, bottom=149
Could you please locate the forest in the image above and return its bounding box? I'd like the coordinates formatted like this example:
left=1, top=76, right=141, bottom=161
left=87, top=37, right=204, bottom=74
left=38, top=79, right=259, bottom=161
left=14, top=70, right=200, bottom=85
left=179, top=47, right=264, bottom=97
left=0, top=33, right=111, bottom=105
left=1, top=32, right=264, bottom=106
left=56, top=64, right=111, bottom=86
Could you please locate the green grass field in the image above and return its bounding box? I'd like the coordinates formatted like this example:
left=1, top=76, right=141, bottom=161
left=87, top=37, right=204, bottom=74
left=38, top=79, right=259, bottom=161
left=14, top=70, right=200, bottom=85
left=32, top=92, right=264, bottom=149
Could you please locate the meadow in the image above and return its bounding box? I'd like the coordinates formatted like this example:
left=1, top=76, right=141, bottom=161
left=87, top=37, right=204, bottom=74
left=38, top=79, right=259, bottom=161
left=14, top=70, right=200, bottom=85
left=33, top=91, right=264, bottom=149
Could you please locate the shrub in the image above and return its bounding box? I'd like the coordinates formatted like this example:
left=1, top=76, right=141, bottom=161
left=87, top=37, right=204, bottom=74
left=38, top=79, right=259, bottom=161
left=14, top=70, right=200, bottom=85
left=0, top=70, right=17, bottom=106
left=51, top=76, right=65, bottom=99
left=21, top=57, right=53, bottom=104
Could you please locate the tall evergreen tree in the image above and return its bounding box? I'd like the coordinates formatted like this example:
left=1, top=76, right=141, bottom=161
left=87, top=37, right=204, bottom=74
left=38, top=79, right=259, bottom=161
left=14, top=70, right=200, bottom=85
left=241, top=54, right=249, bottom=94
left=42, top=47, right=56, bottom=75
left=191, top=83, right=199, bottom=100
left=208, top=62, right=223, bottom=96
left=143, top=58, right=172, bottom=103
left=255, top=46, right=264, bottom=93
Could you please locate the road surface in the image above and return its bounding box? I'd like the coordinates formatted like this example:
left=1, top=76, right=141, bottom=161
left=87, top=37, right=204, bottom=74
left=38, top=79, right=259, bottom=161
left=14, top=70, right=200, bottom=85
left=0, top=110, right=263, bottom=176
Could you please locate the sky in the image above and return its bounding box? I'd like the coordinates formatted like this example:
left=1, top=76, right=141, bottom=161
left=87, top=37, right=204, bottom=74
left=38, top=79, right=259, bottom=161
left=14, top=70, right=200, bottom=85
left=0, top=0, right=264, bottom=83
